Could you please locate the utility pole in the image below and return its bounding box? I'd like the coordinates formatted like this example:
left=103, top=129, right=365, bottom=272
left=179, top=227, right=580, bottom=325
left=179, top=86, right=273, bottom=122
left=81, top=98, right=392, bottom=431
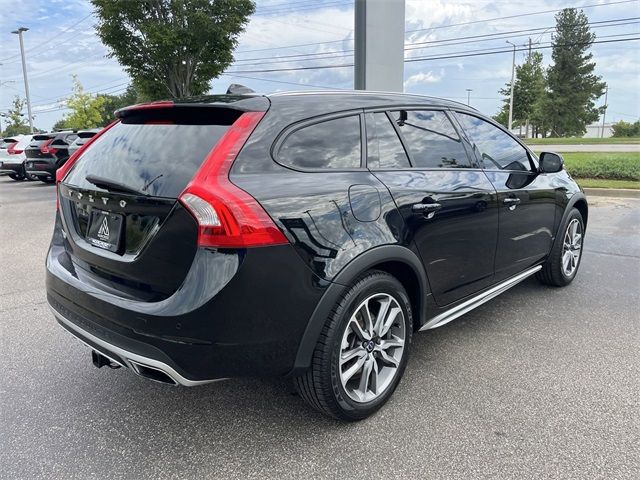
left=506, top=41, right=516, bottom=131
left=601, top=85, right=608, bottom=138
left=466, top=89, right=472, bottom=106
left=11, top=27, right=34, bottom=133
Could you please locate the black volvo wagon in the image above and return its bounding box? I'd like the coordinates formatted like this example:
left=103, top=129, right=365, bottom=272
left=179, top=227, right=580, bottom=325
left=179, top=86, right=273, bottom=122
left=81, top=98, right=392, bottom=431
left=47, top=91, right=587, bottom=420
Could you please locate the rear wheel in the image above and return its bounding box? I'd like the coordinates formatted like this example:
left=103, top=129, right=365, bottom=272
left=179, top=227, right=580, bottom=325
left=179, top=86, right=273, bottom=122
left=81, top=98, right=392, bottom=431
left=8, top=173, right=25, bottom=181
left=294, top=271, right=412, bottom=421
left=537, top=208, right=584, bottom=286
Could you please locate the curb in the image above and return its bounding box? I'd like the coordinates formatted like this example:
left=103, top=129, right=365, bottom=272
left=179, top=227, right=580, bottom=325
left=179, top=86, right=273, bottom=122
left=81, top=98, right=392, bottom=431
left=583, top=188, right=640, bottom=199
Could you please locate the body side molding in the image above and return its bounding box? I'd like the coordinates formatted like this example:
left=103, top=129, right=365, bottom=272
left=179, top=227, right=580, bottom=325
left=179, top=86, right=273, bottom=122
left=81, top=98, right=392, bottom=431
left=420, top=265, right=542, bottom=331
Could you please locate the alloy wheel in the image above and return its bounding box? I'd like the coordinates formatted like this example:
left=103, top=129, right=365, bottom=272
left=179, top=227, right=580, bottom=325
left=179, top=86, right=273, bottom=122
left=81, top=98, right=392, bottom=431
left=561, top=218, right=582, bottom=277
left=338, top=293, right=406, bottom=403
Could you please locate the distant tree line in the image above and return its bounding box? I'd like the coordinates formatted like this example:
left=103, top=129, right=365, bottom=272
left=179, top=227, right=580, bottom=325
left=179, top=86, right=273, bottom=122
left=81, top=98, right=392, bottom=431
left=494, top=8, right=607, bottom=137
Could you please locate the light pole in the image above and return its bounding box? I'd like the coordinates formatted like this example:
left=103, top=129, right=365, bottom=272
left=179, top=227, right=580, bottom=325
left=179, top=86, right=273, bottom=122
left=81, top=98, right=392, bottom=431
left=11, top=27, right=34, bottom=133
left=601, top=84, right=608, bottom=138
left=506, top=40, right=516, bottom=132
left=466, top=89, right=472, bottom=106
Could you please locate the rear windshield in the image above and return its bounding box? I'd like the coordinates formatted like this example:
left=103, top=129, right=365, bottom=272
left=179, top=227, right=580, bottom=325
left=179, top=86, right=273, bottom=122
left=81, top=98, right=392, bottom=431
left=64, top=121, right=230, bottom=198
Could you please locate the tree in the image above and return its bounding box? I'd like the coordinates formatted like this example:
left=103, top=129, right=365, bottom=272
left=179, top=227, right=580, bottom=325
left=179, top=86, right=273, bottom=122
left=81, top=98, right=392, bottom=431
left=611, top=120, right=640, bottom=137
left=97, top=85, right=140, bottom=126
left=544, top=8, right=606, bottom=137
left=494, top=52, right=546, bottom=137
left=92, top=0, right=255, bottom=100
left=62, top=75, right=106, bottom=129
left=52, top=118, right=71, bottom=131
left=3, top=97, right=31, bottom=136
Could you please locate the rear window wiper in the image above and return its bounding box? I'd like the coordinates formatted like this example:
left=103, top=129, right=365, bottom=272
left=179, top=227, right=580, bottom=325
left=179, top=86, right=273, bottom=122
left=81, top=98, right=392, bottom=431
left=85, top=174, right=143, bottom=196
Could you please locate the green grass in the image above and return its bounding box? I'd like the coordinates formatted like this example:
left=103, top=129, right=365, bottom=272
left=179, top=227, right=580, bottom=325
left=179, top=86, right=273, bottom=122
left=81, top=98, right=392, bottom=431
left=526, top=137, right=640, bottom=145
left=561, top=152, right=640, bottom=181
left=533, top=152, right=640, bottom=181
left=576, top=178, right=640, bottom=189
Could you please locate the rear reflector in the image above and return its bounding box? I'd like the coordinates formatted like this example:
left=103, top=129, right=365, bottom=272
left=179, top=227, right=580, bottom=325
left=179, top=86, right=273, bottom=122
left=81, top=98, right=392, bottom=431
left=179, top=111, right=288, bottom=248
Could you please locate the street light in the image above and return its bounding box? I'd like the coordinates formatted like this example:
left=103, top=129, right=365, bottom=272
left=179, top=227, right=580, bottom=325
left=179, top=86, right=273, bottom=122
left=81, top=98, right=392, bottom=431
left=466, top=88, right=472, bottom=106
left=506, top=40, right=516, bottom=132
left=11, top=26, right=34, bottom=133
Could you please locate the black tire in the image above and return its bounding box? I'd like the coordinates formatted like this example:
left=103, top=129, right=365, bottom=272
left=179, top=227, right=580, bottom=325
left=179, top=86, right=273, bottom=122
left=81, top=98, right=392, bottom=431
left=294, top=271, right=412, bottom=421
left=537, top=208, right=584, bottom=287
left=8, top=173, right=25, bottom=181
left=40, top=177, right=55, bottom=184
left=25, top=173, right=38, bottom=181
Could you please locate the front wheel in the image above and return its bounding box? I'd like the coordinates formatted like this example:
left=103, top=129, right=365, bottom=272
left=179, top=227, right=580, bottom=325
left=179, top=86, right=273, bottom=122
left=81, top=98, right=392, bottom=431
left=9, top=173, right=25, bottom=181
left=537, top=208, right=584, bottom=286
left=294, top=271, right=412, bottom=421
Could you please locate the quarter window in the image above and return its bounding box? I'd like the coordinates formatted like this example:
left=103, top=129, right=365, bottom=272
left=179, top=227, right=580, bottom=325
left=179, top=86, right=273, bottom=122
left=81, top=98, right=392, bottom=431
left=278, top=115, right=362, bottom=169
left=390, top=110, right=471, bottom=169
left=365, top=112, right=410, bottom=169
left=456, top=113, right=532, bottom=171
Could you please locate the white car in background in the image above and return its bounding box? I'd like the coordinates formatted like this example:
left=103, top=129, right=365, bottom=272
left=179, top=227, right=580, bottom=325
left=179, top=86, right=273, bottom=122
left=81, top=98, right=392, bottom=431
left=0, top=135, right=35, bottom=181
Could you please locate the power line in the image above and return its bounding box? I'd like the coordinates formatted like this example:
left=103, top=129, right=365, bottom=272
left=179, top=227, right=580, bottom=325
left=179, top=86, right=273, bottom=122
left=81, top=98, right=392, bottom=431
left=231, top=18, right=640, bottom=66
left=0, top=13, right=93, bottom=63
left=220, top=72, right=340, bottom=90
left=235, top=0, right=638, bottom=54
left=226, top=35, right=640, bottom=74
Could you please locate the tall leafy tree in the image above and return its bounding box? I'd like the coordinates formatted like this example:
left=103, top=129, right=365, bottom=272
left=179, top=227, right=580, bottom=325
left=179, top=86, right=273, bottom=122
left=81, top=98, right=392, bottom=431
left=494, top=52, right=546, bottom=137
left=3, top=97, right=31, bottom=136
left=62, top=75, right=106, bottom=129
left=97, top=85, right=140, bottom=126
left=544, top=8, right=606, bottom=136
left=92, top=0, right=255, bottom=100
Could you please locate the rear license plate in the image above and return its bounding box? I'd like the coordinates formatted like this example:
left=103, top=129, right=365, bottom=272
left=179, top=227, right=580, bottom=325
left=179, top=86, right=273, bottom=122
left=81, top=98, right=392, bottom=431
left=86, top=209, right=123, bottom=252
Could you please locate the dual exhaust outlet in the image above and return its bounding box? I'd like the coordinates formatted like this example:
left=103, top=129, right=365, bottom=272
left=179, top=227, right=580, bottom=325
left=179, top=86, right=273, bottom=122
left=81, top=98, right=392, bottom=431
left=91, top=350, right=179, bottom=386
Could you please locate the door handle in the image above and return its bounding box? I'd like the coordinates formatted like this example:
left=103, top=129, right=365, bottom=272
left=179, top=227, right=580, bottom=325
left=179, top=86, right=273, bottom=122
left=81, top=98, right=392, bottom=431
left=503, top=197, right=521, bottom=210
left=412, top=202, right=442, bottom=218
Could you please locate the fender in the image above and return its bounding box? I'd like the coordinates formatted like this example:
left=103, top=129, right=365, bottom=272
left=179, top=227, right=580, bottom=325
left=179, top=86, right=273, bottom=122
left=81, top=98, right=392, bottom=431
left=549, top=192, right=589, bottom=255
left=288, top=244, right=429, bottom=375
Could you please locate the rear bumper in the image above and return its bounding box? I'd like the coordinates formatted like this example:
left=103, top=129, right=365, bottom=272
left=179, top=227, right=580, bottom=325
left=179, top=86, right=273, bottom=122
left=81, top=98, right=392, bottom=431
left=0, top=163, right=24, bottom=176
left=25, top=159, right=56, bottom=177
left=46, top=214, right=327, bottom=382
left=49, top=301, right=218, bottom=386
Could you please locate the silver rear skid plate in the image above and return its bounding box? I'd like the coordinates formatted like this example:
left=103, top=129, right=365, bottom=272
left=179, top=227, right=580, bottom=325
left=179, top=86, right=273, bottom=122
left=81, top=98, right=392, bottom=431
left=49, top=304, right=223, bottom=387
left=420, top=265, right=542, bottom=331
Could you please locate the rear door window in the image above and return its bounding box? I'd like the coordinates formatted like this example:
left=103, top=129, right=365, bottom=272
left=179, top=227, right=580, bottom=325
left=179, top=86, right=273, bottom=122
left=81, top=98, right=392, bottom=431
left=456, top=113, right=532, bottom=171
left=365, top=112, right=410, bottom=169
left=390, top=110, right=471, bottom=169
left=278, top=115, right=362, bottom=170
left=64, top=121, right=231, bottom=198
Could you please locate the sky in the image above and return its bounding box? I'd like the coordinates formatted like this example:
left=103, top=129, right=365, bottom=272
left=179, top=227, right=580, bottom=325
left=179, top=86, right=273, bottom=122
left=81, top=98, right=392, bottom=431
left=0, top=0, right=638, bottom=131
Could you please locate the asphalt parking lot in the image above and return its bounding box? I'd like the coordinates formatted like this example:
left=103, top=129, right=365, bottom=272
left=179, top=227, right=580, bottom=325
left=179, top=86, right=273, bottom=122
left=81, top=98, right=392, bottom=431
left=1, top=177, right=638, bottom=480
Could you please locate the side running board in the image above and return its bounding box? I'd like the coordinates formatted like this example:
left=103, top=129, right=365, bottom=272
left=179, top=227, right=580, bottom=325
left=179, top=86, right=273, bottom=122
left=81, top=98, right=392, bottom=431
left=420, top=265, right=542, bottom=331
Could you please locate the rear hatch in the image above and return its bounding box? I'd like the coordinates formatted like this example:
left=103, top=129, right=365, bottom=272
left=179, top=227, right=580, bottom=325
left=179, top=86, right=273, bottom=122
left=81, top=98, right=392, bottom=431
left=57, top=98, right=269, bottom=300
left=25, top=134, right=55, bottom=159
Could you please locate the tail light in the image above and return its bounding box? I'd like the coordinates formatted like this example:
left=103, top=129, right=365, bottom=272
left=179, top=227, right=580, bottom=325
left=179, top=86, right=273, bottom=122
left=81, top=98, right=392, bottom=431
left=7, top=143, right=22, bottom=155
left=56, top=121, right=119, bottom=210
left=40, top=139, right=58, bottom=156
left=179, top=111, right=288, bottom=248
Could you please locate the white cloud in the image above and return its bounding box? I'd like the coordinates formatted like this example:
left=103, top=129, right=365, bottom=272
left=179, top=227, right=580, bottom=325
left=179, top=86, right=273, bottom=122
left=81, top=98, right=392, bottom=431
left=404, top=70, right=444, bottom=88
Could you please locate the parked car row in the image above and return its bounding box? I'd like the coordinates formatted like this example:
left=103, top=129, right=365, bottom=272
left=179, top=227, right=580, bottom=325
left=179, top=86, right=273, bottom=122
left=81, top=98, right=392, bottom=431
left=0, top=129, right=100, bottom=183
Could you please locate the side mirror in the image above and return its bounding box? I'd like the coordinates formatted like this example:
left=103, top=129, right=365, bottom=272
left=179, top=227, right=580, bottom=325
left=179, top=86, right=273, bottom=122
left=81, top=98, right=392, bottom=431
left=539, top=152, right=564, bottom=173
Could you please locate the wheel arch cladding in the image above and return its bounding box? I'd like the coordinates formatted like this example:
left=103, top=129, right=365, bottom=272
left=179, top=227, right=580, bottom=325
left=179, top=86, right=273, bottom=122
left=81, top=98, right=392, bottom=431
left=289, top=245, right=428, bottom=375
left=572, top=197, right=588, bottom=229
